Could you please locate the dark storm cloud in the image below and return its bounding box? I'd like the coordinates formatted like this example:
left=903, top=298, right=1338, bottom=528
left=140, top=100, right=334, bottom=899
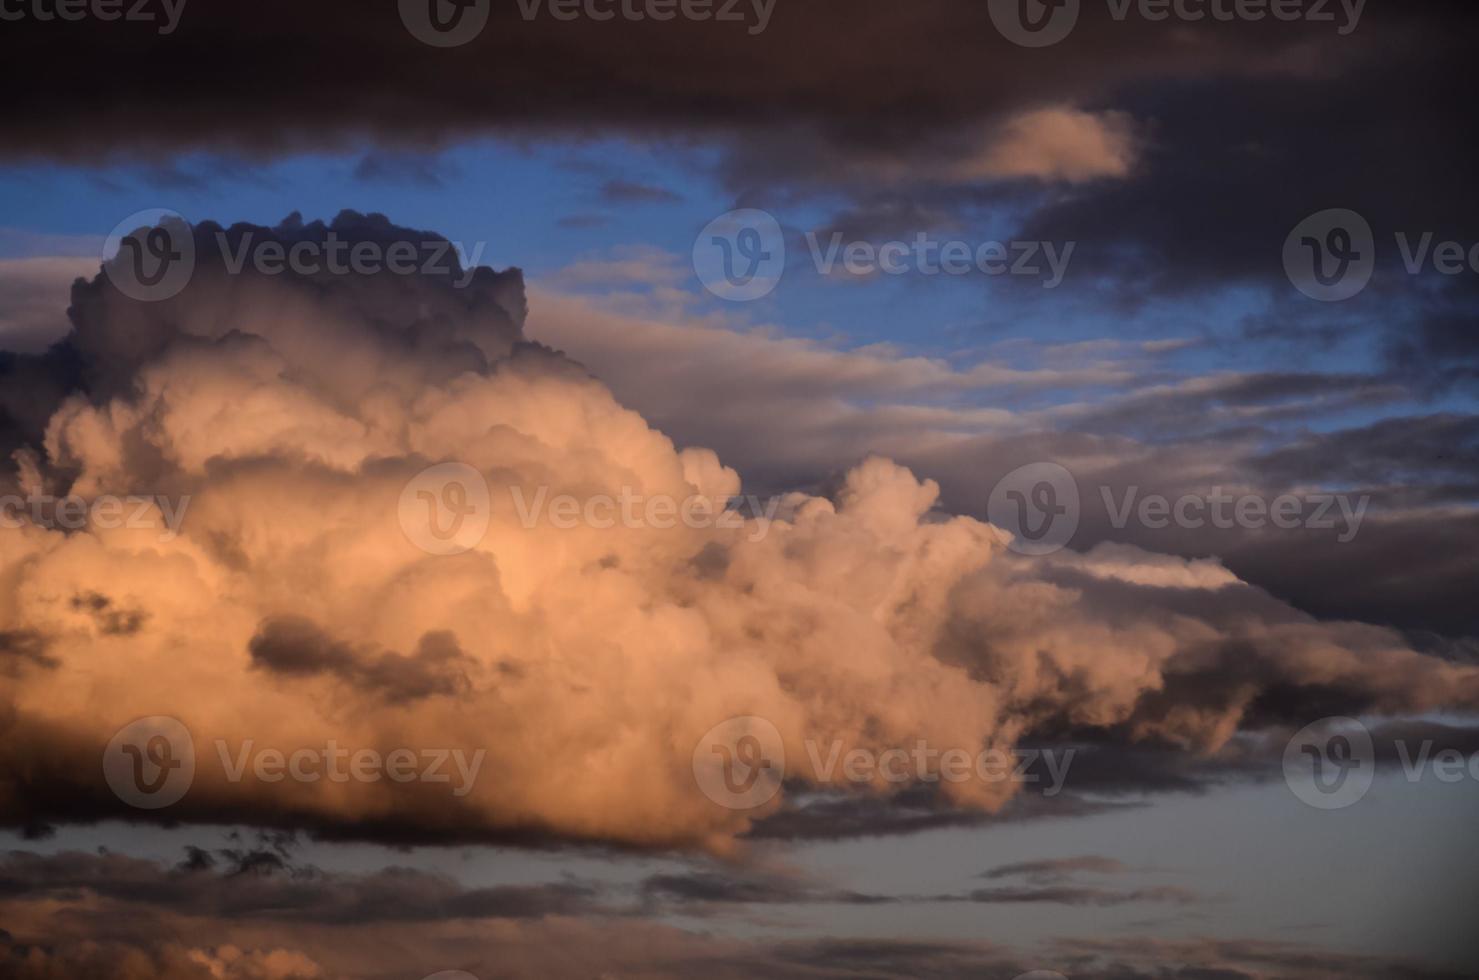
left=248, top=615, right=474, bottom=703
left=982, top=855, right=1132, bottom=880
left=747, top=783, right=1144, bottom=843
left=0, top=630, right=56, bottom=676
left=0, top=845, right=1468, bottom=978
left=640, top=869, right=897, bottom=908
left=70, top=592, right=148, bottom=637
left=1247, top=413, right=1479, bottom=504
left=0, top=0, right=1444, bottom=165
left=960, top=884, right=1198, bottom=906
left=0, top=847, right=602, bottom=923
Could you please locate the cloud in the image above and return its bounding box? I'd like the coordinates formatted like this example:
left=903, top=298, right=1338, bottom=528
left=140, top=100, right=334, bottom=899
left=981, top=855, right=1133, bottom=881
left=0, top=0, right=1436, bottom=202
left=2, top=214, right=1477, bottom=857
left=599, top=179, right=683, bottom=205
left=521, top=282, right=1479, bottom=641
left=248, top=617, right=473, bottom=704
left=966, top=108, right=1138, bottom=183
left=961, top=884, right=1198, bottom=906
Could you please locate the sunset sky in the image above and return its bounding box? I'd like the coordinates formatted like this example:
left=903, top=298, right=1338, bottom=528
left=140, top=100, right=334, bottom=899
left=1, top=2, right=1477, bottom=978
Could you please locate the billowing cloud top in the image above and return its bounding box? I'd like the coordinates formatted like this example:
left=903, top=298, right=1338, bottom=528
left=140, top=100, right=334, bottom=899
left=2, top=214, right=1476, bottom=852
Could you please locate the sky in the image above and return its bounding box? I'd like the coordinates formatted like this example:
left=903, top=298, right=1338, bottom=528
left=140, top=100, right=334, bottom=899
left=1, top=2, right=1477, bottom=978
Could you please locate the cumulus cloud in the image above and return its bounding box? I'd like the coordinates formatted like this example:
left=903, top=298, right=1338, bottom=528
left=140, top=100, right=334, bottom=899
left=2, top=213, right=1477, bottom=856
